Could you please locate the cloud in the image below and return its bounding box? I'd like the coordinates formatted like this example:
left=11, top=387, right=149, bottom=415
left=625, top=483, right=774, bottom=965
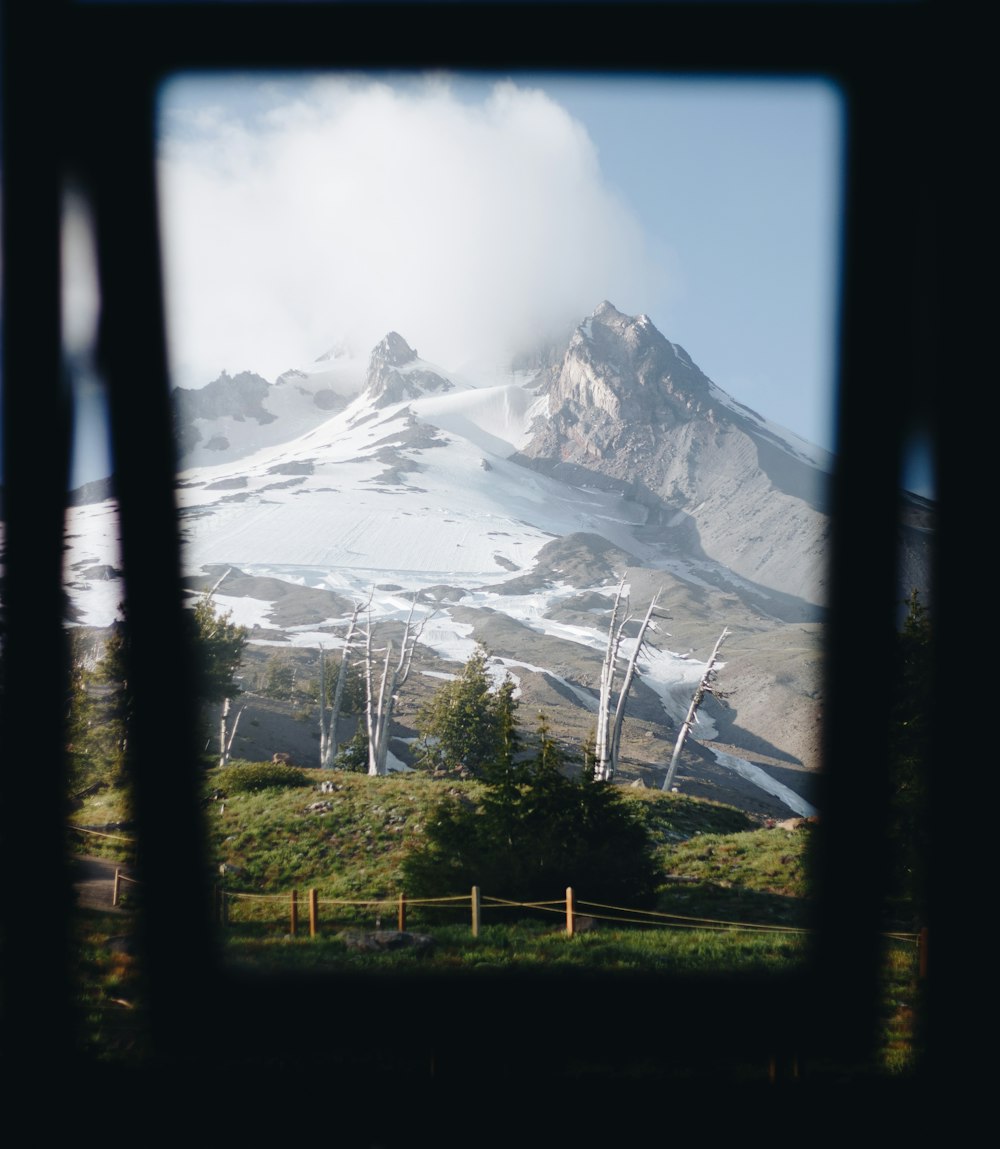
left=157, top=75, right=659, bottom=385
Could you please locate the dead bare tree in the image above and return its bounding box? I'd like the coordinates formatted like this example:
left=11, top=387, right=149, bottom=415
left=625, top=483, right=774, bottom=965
left=219, top=697, right=246, bottom=769
left=661, top=626, right=730, bottom=792
left=318, top=592, right=370, bottom=768
left=363, top=600, right=427, bottom=776
left=593, top=574, right=665, bottom=782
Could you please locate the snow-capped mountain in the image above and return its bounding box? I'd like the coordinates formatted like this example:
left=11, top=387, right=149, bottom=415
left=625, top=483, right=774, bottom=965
left=60, top=302, right=934, bottom=817
left=171, top=342, right=367, bottom=470
left=519, top=301, right=832, bottom=609
left=363, top=331, right=455, bottom=407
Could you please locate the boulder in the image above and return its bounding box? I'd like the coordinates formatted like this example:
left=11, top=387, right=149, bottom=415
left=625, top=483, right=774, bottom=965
left=339, top=930, right=435, bottom=955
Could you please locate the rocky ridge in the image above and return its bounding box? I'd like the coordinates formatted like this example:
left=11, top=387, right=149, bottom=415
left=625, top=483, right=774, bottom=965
left=520, top=302, right=830, bottom=609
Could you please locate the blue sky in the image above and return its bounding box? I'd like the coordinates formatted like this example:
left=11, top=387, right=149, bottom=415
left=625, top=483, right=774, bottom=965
left=68, top=71, right=865, bottom=487
left=157, top=72, right=843, bottom=447
left=515, top=75, right=844, bottom=453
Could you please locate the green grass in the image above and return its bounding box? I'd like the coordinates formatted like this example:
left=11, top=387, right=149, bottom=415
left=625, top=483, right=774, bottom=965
left=220, top=919, right=807, bottom=976
left=662, top=826, right=811, bottom=898
left=67, top=760, right=924, bottom=1076
left=69, top=766, right=815, bottom=918
left=207, top=769, right=445, bottom=899
left=71, top=908, right=148, bottom=1063
left=877, top=937, right=926, bottom=1075
left=67, top=783, right=136, bottom=864
left=69, top=763, right=818, bottom=952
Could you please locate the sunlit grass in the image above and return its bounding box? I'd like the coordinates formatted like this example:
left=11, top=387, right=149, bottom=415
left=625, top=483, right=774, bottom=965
left=221, top=919, right=807, bottom=977
left=67, top=763, right=924, bottom=1076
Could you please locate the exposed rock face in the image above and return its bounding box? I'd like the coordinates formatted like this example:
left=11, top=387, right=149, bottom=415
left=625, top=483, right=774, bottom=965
left=363, top=331, right=454, bottom=407
left=274, top=369, right=344, bottom=410
left=521, top=302, right=831, bottom=609
left=173, top=370, right=277, bottom=454
left=174, top=370, right=275, bottom=426
left=544, top=300, right=714, bottom=430
left=67, top=476, right=116, bottom=507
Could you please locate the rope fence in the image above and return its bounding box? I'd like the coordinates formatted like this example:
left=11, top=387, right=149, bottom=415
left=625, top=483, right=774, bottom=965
left=208, top=883, right=922, bottom=954
left=87, top=863, right=925, bottom=964
left=112, top=869, right=139, bottom=907
left=68, top=825, right=136, bottom=845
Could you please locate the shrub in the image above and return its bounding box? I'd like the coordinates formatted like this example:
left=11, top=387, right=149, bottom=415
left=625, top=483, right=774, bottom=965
left=334, top=726, right=369, bottom=773
left=220, top=761, right=309, bottom=794
left=403, top=716, right=660, bottom=907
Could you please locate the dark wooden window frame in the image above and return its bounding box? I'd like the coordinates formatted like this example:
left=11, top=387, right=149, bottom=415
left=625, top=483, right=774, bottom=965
left=1, top=0, right=949, bottom=1110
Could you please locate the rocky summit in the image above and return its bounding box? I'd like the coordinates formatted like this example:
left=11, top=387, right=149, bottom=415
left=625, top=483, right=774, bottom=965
left=520, top=301, right=831, bottom=610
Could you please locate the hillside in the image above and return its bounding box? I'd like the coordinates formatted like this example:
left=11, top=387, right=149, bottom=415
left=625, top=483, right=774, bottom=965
left=71, top=763, right=811, bottom=915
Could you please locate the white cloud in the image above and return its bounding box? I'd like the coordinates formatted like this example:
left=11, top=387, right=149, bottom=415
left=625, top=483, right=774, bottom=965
left=157, top=75, right=660, bottom=386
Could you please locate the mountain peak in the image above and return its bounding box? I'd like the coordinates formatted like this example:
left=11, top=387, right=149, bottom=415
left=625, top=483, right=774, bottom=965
left=361, top=332, right=453, bottom=408
left=592, top=300, right=623, bottom=320
left=545, top=304, right=710, bottom=429
left=371, top=331, right=418, bottom=368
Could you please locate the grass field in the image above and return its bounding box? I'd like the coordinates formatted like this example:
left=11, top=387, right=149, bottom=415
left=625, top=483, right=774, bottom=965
left=68, top=763, right=923, bottom=1076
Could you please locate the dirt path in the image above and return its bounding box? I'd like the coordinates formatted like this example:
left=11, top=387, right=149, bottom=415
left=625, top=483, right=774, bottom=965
left=71, top=855, right=130, bottom=912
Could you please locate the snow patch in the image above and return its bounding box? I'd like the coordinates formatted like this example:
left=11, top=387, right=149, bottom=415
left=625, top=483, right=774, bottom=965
left=707, top=748, right=818, bottom=817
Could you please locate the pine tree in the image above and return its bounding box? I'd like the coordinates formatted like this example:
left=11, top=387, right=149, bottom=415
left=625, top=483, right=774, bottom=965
left=67, top=618, right=132, bottom=799
left=333, top=723, right=369, bottom=773
left=190, top=594, right=249, bottom=766
left=403, top=712, right=659, bottom=906
left=262, top=659, right=296, bottom=700
left=416, top=646, right=512, bottom=776
left=191, top=596, right=247, bottom=705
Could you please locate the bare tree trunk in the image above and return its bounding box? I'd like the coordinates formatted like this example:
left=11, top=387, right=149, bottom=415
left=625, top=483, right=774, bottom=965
left=319, top=646, right=330, bottom=767
left=218, top=697, right=246, bottom=768
left=607, top=590, right=661, bottom=777
left=207, top=567, right=232, bottom=599
left=595, top=574, right=629, bottom=782
left=594, top=576, right=664, bottom=782
left=368, top=641, right=393, bottom=776
left=219, top=697, right=230, bottom=768
left=320, top=594, right=371, bottom=768
left=662, top=626, right=730, bottom=792
left=364, top=622, right=377, bottom=774
left=365, top=601, right=427, bottom=776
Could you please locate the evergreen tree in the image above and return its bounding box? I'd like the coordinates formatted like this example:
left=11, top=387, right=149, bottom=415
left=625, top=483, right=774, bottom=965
left=190, top=595, right=248, bottom=706
left=315, top=657, right=365, bottom=713
left=334, top=723, right=369, bottom=773
left=67, top=618, right=132, bottom=797
left=403, top=713, right=660, bottom=906
left=262, top=659, right=296, bottom=700
left=416, top=646, right=513, bottom=776
left=190, top=595, right=249, bottom=766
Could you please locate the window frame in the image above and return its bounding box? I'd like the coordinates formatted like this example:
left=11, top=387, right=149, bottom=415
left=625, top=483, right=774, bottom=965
left=1, top=0, right=945, bottom=1096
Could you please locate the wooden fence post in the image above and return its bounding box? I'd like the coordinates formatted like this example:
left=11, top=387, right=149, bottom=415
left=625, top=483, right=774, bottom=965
left=398, top=892, right=406, bottom=932
left=471, top=885, right=481, bottom=937
left=566, top=886, right=575, bottom=937
left=919, top=926, right=929, bottom=979
left=220, top=888, right=229, bottom=927
left=309, top=889, right=318, bottom=938
left=290, top=889, right=298, bottom=937
left=113, top=869, right=121, bottom=907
